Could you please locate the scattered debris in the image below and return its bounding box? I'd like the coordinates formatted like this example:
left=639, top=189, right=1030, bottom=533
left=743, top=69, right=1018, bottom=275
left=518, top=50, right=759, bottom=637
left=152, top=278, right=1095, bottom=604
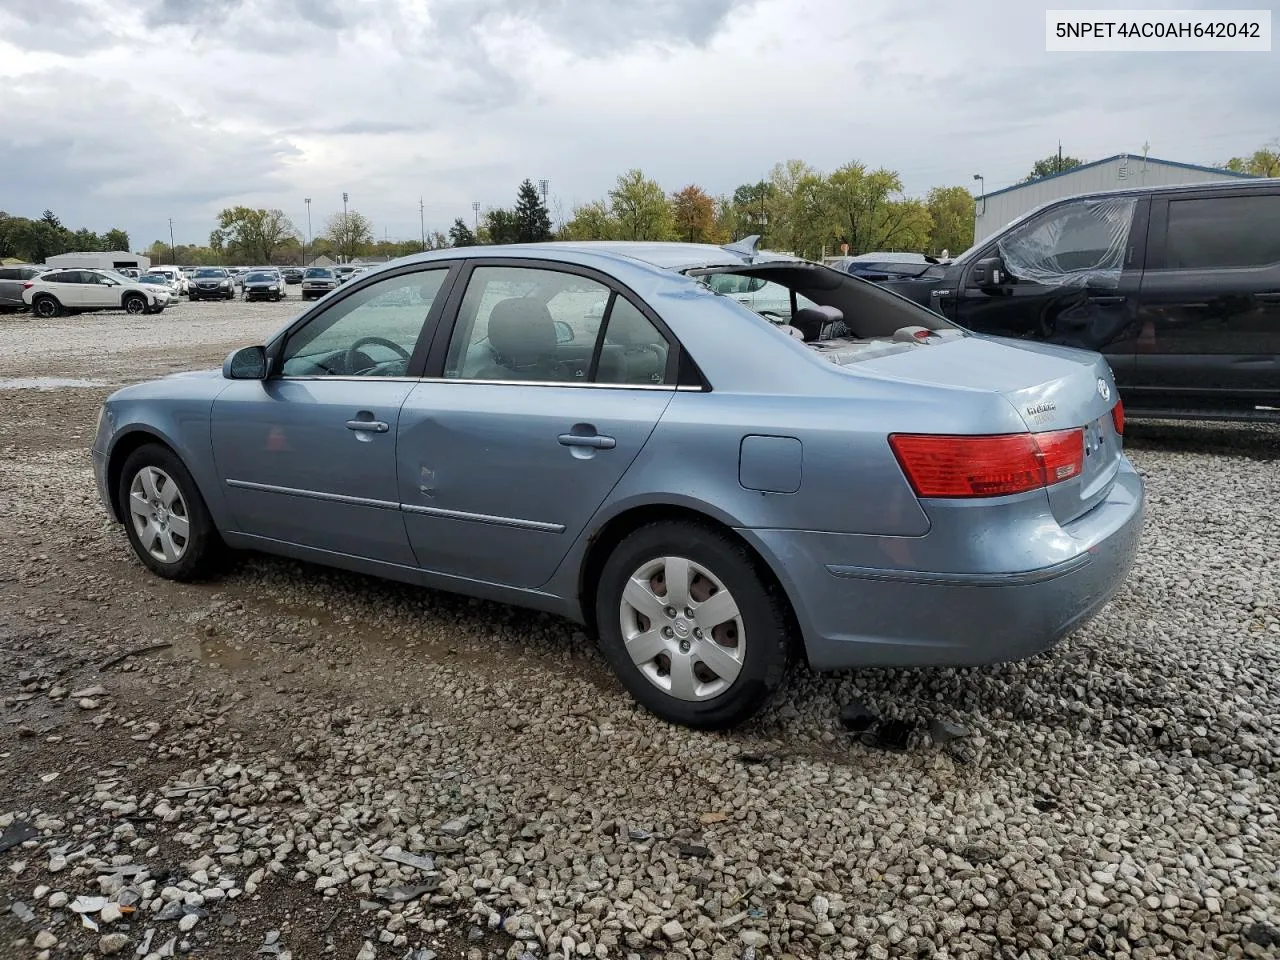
left=70, top=684, right=107, bottom=699
left=100, top=643, right=173, bottom=670
left=928, top=717, right=971, bottom=745
left=70, top=895, right=109, bottom=913
left=10, top=900, right=35, bottom=923
left=380, top=846, right=436, bottom=872
left=699, top=811, right=728, bottom=824
left=1032, top=796, right=1059, bottom=812
left=0, top=820, right=37, bottom=853
left=839, top=699, right=878, bottom=733
left=377, top=882, right=440, bottom=902
left=676, top=842, right=712, bottom=859
left=436, top=817, right=470, bottom=838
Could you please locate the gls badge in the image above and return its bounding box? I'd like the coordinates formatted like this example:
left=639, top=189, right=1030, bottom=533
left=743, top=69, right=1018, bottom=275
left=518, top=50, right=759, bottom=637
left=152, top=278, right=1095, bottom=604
left=1097, top=379, right=1111, bottom=402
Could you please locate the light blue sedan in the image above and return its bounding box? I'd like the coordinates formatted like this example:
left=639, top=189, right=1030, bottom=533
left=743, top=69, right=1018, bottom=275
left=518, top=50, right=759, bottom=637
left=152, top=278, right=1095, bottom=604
left=91, top=239, right=1144, bottom=728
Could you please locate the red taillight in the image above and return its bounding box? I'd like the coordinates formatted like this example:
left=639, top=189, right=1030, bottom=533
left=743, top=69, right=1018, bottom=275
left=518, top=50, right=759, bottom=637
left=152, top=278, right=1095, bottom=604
left=22, top=281, right=34, bottom=289
left=1111, top=399, right=1124, bottom=436
left=889, top=429, right=1084, bottom=498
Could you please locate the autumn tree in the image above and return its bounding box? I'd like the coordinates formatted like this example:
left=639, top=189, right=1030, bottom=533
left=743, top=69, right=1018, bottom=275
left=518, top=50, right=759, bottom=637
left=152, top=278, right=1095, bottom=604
left=1026, top=152, right=1084, bottom=181
left=670, top=185, right=718, bottom=243
left=448, top=218, right=478, bottom=247
left=513, top=179, right=553, bottom=242
left=213, top=207, right=299, bottom=263
left=925, top=185, right=977, bottom=256
left=608, top=170, right=674, bottom=240
left=1225, top=143, right=1280, bottom=176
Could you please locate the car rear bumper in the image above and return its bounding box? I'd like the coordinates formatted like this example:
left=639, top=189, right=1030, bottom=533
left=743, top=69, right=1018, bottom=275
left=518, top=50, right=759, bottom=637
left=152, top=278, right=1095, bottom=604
left=741, top=459, right=1145, bottom=670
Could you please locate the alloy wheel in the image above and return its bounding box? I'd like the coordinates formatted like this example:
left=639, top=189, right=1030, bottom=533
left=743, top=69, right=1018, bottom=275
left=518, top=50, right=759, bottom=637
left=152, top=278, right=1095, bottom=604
left=618, top=556, right=745, bottom=701
left=127, top=466, right=191, bottom=563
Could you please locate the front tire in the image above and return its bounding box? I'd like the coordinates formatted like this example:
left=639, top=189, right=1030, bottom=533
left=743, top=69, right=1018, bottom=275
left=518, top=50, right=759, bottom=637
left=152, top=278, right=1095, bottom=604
left=123, top=294, right=147, bottom=315
left=118, top=445, right=223, bottom=581
left=594, top=521, right=792, bottom=729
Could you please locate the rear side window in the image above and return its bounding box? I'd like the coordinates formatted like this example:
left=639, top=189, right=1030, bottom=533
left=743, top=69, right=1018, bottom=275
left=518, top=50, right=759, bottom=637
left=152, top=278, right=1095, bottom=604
left=43, top=272, right=73, bottom=283
left=1164, top=195, right=1280, bottom=269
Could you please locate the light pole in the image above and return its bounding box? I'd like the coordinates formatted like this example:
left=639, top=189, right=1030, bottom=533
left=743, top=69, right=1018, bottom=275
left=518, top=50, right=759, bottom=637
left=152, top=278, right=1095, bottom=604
left=304, top=197, right=312, bottom=265
left=168, top=218, right=176, bottom=265
left=471, top=201, right=480, bottom=232
left=972, top=174, right=986, bottom=217
left=341, top=192, right=349, bottom=262
left=419, top=196, right=426, bottom=252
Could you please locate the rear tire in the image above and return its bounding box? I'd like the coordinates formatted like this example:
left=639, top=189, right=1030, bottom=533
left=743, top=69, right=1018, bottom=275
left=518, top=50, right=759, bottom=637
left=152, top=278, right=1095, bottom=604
left=117, top=444, right=223, bottom=581
left=594, top=521, right=792, bottom=729
left=32, top=295, right=61, bottom=318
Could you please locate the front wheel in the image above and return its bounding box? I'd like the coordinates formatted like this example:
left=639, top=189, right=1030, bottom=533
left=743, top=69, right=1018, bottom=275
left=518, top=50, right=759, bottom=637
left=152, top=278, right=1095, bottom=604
left=123, top=294, right=147, bottom=315
left=118, top=445, right=223, bottom=581
left=594, top=521, right=792, bottom=729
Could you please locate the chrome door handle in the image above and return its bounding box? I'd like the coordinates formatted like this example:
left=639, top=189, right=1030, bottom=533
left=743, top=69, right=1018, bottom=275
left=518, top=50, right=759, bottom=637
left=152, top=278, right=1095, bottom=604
left=346, top=419, right=389, bottom=433
left=558, top=433, right=615, bottom=449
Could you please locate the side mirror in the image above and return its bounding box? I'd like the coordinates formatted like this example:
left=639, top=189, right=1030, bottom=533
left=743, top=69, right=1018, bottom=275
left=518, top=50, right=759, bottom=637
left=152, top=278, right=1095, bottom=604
left=223, top=345, right=267, bottom=380
left=554, top=320, right=574, bottom=344
left=970, top=256, right=1010, bottom=288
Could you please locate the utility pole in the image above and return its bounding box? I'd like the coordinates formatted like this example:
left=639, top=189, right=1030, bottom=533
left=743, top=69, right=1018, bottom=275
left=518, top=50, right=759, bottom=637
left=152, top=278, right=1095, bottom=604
left=341, top=192, right=349, bottom=262
left=1057, top=140, right=1063, bottom=174
left=168, top=218, right=175, bottom=265
left=538, top=179, right=549, bottom=204
left=304, top=197, right=311, bottom=265
left=419, top=197, right=426, bottom=251
left=471, top=201, right=480, bottom=232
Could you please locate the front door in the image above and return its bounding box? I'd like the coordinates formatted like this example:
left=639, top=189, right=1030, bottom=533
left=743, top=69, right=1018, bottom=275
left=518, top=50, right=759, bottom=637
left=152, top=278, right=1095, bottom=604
left=1130, top=189, right=1280, bottom=411
left=949, top=196, right=1147, bottom=387
left=398, top=263, right=675, bottom=587
left=210, top=265, right=454, bottom=566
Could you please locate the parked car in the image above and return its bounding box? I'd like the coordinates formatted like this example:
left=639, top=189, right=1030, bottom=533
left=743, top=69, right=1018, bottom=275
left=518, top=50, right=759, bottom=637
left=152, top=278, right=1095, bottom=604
left=138, top=272, right=183, bottom=300
left=148, top=266, right=188, bottom=297
left=250, top=266, right=288, bottom=296
left=839, top=252, right=944, bottom=281
left=300, top=266, right=338, bottom=301
left=187, top=267, right=236, bottom=301
left=241, top=270, right=284, bottom=301
left=92, top=240, right=1143, bottom=728
left=115, top=267, right=141, bottom=280
left=882, top=179, right=1280, bottom=421
left=23, top=268, right=169, bottom=316
left=282, top=267, right=303, bottom=285
left=0, top=264, right=46, bottom=312
left=333, top=265, right=359, bottom=284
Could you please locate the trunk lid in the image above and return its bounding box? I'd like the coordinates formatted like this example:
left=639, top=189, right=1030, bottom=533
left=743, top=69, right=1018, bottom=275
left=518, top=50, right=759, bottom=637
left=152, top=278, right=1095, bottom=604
left=849, top=334, right=1123, bottom=524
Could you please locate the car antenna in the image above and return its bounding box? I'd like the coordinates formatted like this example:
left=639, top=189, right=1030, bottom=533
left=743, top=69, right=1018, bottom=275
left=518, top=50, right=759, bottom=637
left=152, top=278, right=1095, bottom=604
left=722, top=234, right=762, bottom=263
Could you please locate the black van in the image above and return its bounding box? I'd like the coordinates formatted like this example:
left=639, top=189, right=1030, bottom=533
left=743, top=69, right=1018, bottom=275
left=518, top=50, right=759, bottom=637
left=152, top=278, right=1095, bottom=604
left=884, top=180, right=1280, bottom=421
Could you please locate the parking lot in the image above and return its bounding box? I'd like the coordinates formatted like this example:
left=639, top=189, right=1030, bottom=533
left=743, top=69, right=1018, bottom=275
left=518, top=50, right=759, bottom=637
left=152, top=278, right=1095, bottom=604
left=1, top=299, right=1278, bottom=959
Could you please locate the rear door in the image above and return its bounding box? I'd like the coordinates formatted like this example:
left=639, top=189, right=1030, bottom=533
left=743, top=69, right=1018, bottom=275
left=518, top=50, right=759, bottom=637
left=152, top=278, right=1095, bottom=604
left=397, top=260, right=676, bottom=588
left=948, top=196, right=1148, bottom=387
left=1129, top=187, right=1280, bottom=413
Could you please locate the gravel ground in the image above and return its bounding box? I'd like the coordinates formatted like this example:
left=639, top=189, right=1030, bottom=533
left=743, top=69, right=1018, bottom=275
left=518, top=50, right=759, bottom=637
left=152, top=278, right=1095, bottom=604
left=2, top=300, right=1279, bottom=960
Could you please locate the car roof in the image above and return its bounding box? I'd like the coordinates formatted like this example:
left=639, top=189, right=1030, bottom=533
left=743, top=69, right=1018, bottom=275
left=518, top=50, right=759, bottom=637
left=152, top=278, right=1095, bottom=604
left=375, top=241, right=800, bottom=276
left=848, top=252, right=930, bottom=263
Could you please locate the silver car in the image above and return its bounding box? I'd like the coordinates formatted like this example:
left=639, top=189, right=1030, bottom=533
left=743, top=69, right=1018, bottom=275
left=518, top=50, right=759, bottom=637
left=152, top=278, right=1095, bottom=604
left=91, top=240, right=1144, bottom=728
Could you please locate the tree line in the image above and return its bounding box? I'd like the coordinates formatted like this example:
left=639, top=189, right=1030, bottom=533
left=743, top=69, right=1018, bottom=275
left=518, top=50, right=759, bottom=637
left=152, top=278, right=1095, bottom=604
left=0, top=210, right=130, bottom=263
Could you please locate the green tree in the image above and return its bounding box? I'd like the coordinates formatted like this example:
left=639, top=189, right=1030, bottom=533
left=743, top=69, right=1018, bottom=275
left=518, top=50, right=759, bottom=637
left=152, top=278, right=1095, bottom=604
left=512, top=179, right=553, bottom=243
left=822, top=163, right=932, bottom=256
left=1224, top=143, right=1280, bottom=176
left=765, top=160, right=826, bottom=257
left=727, top=181, right=770, bottom=242
left=562, top=201, right=618, bottom=240
left=103, top=228, right=130, bottom=252
left=1026, top=152, right=1084, bottom=181
left=39, top=210, right=63, bottom=231
left=215, top=207, right=299, bottom=263
left=322, top=210, right=373, bottom=261
left=609, top=169, right=674, bottom=240
left=448, top=218, right=477, bottom=247
left=670, top=185, right=719, bottom=243
left=925, top=185, right=977, bottom=256
left=483, top=208, right=521, bottom=245
left=68, top=227, right=102, bottom=251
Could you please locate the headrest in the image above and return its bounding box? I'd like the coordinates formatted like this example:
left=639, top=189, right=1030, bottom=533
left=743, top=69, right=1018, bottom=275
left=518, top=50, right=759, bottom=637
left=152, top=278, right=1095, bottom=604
left=488, top=298, right=556, bottom=365
left=790, top=304, right=843, bottom=342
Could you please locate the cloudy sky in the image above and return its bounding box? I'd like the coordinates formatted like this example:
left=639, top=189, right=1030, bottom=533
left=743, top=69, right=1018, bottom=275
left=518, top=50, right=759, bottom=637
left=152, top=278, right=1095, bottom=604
left=0, top=0, right=1275, bottom=249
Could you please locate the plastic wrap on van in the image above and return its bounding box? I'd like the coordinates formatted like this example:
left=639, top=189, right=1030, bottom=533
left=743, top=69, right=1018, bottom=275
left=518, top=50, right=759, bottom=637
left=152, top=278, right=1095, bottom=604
left=998, top=197, right=1136, bottom=289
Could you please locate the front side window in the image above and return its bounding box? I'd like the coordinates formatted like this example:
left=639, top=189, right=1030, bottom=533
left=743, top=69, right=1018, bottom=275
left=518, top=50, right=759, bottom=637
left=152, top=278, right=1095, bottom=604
left=997, top=197, right=1137, bottom=288
left=1164, top=195, right=1280, bottom=270
left=281, top=268, right=447, bottom=377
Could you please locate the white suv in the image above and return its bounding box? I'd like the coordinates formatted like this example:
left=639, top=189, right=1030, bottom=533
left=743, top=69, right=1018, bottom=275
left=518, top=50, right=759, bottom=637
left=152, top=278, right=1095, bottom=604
left=23, top=269, right=171, bottom=317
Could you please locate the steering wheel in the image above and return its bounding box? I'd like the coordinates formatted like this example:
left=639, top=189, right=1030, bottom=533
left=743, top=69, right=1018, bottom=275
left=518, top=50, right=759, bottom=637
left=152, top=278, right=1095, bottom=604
left=346, top=336, right=410, bottom=375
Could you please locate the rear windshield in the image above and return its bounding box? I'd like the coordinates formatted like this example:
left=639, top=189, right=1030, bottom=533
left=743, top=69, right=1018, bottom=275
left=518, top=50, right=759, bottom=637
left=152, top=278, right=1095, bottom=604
left=245, top=272, right=275, bottom=282
left=304, top=268, right=333, bottom=278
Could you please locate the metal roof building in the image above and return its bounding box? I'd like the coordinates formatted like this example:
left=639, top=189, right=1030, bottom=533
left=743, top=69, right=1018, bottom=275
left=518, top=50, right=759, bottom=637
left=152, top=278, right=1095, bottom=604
left=973, top=154, right=1256, bottom=243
